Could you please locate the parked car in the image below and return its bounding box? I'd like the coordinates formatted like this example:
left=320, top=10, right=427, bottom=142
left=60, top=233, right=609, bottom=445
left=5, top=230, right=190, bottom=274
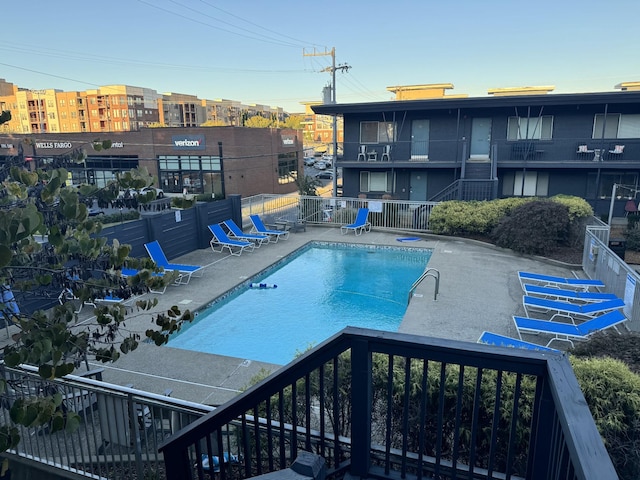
left=139, top=186, right=165, bottom=198
left=315, top=171, right=334, bottom=179
left=314, top=161, right=327, bottom=170
left=304, top=157, right=316, bottom=166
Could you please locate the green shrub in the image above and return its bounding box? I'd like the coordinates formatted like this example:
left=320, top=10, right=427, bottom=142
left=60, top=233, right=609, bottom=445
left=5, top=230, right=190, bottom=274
left=491, top=200, right=570, bottom=255
left=429, top=196, right=589, bottom=238
left=550, top=194, right=594, bottom=221
left=625, top=228, right=640, bottom=251
left=571, top=356, right=640, bottom=479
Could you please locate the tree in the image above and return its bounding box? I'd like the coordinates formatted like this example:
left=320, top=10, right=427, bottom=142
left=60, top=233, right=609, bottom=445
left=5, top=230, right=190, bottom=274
left=282, top=114, right=304, bottom=130
left=244, top=116, right=272, bottom=128
left=0, top=111, right=10, bottom=126
left=295, top=174, right=320, bottom=197
left=201, top=119, right=228, bottom=127
left=0, top=154, right=193, bottom=470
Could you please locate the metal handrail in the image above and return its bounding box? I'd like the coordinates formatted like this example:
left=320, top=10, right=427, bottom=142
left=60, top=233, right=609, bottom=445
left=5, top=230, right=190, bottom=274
left=408, top=267, right=439, bottom=303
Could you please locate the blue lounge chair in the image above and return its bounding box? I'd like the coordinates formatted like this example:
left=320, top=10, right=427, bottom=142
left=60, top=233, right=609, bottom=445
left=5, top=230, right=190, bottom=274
left=341, top=207, right=371, bottom=235
left=222, top=219, right=269, bottom=247
left=249, top=214, right=289, bottom=243
left=198, top=452, right=240, bottom=474
left=121, top=268, right=167, bottom=294
left=58, top=288, right=132, bottom=313
left=522, top=284, right=618, bottom=303
left=522, top=295, right=625, bottom=323
left=144, top=241, right=204, bottom=284
left=1, top=285, right=19, bottom=338
left=208, top=224, right=255, bottom=256
left=477, top=331, right=558, bottom=352
left=518, top=271, right=604, bottom=291
left=513, top=309, right=628, bottom=347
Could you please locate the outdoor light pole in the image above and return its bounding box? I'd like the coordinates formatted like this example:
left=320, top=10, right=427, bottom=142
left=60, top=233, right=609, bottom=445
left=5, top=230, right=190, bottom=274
left=608, top=183, right=618, bottom=225
left=303, top=47, right=350, bottom=197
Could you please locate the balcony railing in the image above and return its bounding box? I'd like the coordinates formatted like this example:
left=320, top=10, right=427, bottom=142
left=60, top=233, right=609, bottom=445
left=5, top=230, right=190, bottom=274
left=0, top=363, right=212, bottom=479
left=337, top=139, right=638, bottom=164
left=159, top=327, right=617, bottom=480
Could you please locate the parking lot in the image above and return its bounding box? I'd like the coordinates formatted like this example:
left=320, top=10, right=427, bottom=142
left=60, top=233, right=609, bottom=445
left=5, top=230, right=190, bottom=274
left=303, top=155, right=341, bottom=184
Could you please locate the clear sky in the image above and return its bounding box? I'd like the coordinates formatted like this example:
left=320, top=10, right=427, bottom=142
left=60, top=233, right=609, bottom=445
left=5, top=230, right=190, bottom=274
left=1, top=0, right=639, bottom=113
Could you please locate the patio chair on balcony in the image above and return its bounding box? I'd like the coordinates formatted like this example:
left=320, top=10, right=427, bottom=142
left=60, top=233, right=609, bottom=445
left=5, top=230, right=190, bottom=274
left=625, top=199, right=638, bottom=216
left=381, top=144, right=391, bottom=161
left=513, top=309, right=627, bottom=347
left=608, top=144, right=625, bottom=159
left=357, top=145, right=366, bottom=161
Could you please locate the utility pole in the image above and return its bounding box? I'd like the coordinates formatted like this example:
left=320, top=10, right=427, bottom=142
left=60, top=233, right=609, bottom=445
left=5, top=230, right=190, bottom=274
left=303, top=47, right=350, bottom=196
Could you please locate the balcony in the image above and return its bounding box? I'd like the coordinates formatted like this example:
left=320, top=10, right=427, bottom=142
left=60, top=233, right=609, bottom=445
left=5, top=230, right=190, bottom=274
left=338, top=139, right=639, bottom=167
left=160, top=327, right=615, bottom=480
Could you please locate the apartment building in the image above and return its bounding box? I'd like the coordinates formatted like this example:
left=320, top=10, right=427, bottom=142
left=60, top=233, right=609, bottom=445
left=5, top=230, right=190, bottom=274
left=0, top=78, right=289, bottom=134
left=313, top=83, right=640, bottom=217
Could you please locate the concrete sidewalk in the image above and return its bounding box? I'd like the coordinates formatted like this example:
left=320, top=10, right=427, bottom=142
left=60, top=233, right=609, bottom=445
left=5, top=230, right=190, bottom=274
left=3, top=226, right=583, bottom=406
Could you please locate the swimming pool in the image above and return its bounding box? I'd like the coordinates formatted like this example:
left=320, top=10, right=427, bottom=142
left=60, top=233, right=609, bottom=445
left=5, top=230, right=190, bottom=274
left=167, top=243, right=432, bottom=364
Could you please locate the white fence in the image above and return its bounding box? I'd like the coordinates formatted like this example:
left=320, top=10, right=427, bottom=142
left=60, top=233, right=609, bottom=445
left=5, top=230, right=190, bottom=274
left=240, top=194, right=436, bottom=232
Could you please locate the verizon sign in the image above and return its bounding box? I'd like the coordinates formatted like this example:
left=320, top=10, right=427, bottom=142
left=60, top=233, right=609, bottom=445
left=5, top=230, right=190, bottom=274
left=281, top=134, right=296, bottom=146
left=172, top=134, right=205, bottom=150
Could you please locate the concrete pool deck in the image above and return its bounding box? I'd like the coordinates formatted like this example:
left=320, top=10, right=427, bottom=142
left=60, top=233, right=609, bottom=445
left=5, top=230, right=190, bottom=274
left=2, top=226, right=584, bottom=406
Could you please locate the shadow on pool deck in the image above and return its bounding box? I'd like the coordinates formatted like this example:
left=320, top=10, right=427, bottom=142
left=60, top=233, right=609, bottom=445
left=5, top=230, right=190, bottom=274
left=2, top=226, right=584, bottom=406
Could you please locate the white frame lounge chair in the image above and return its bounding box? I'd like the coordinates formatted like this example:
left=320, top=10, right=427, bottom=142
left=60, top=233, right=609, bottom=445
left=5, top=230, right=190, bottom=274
left=477, top=331, right=558, bottom=352
left=513, top=309, right=627, bottom=347
left=121, top=268, right=167, bottom=294
left=341, top=207, right=371, bottom=235
left=249, top=215, right=289, bottom=243
left=208, top=224, right=255, bottom=256
left=522, top=295, right=624, bottom=324
left=517, top=271, right=604, bottom=291
left=144, top=241, right=204, bottom=285
left=522, top=284, right=618, bottom=303
left=222, top=219, right=269, bottom=247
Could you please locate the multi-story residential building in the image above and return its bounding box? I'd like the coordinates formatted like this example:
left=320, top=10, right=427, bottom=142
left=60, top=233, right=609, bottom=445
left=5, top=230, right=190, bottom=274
left=0, top=79, right=290, bottom=133
left=300, top=101, right=343, bottom=154
left=312, top=82, right=640, bottom=217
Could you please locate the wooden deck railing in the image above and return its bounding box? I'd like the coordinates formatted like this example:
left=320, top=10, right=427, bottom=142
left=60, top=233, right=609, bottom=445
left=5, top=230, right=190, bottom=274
left=159, top=327, right=617, bottom=480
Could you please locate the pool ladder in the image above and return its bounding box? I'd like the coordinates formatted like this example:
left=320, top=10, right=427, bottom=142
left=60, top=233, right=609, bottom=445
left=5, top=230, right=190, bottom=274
left=408, top=268, right=440, bottom=304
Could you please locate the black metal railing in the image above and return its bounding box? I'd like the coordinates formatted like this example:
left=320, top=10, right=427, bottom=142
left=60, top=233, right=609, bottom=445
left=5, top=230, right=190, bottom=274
left=338, top=139, right=639, bottom=165
left=160, top=328, right=617, bottom=480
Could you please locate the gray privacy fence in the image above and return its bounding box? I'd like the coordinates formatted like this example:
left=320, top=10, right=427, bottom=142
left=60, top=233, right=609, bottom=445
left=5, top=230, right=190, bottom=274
left=583, top=218, right=640, bottom=331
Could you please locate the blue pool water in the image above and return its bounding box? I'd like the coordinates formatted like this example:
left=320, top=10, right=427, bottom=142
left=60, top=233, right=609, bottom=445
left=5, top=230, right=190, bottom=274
left=167, top=243, right=432, bottom=364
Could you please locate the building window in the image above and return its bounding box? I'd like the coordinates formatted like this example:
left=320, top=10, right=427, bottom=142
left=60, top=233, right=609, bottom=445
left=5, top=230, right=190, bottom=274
left=593, top=114, right=640, bottom=139
left=502, top=171, right=549, bottom=196
left=360, top=121, right=396, bottom=144
left=589, top=172, right=639, bottom=199
left=278, top=152, right=298, bottom=184
left=69, top=99, right=75, bottom=106
left=507, top=116, right=553, bottom=140
left=59, top=99, right=65, bottom=106
left=359, top=171, right=391, bottom=192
